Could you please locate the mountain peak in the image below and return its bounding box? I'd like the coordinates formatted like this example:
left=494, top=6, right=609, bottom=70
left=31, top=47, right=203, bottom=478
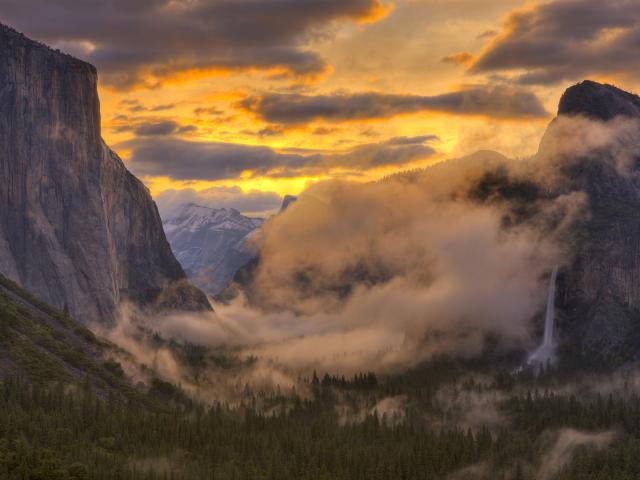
left=163, top=204, right=263, bottom=295
left=558, top=80, right=640, bottom=121
left=280, top=195, right=298, bottom=212
left=164, top=203, right=262, bottom=233
left=173, top=203, right=245, bottom=220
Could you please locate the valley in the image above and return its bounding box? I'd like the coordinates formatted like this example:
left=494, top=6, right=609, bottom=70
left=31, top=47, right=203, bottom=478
left=2, top=3, right=640, bottom=479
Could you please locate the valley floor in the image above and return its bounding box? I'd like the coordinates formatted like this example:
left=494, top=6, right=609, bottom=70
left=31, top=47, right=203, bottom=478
left=2, top=363, right=640, bottom=479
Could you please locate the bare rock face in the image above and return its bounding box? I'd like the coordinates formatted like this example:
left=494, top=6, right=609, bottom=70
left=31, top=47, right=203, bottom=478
left=442, top=82, right=640, bottom=366
left=540, top=81, right=640, bottom=366
left=557, top=80, right=640, bottom=121
left=0, top=24, right=210, bottom=324
left=279, top=195, right=297, bottom=212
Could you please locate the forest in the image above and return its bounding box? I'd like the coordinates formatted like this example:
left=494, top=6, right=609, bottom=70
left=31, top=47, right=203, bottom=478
left=3, top=270, right=640, bottom=480
left=3, top=365, right=640, bottom=480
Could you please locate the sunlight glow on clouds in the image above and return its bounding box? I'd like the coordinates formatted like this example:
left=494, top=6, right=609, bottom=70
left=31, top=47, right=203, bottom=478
left=1, top=0, right=637, bottom=207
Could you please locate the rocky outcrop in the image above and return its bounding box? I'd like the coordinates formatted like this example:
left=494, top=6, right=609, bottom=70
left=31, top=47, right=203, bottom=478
left=0, top=24, right=210, bottom=325
left=543, top=82, right=640, bottom=365
left=470, top=81, right=640, bottom=366
left=557, top=80, right=640, bottom=121
left=280, top=195, right=297, bottom=212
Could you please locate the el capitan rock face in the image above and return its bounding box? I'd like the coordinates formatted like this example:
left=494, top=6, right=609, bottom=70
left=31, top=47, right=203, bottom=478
left=0, top=24, right=210, bottom=324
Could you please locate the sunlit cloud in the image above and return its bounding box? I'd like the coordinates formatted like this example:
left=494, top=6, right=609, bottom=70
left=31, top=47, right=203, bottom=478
left=0, top=0, right=392, bottom=89
left=5, top=0, right=623, bottom=207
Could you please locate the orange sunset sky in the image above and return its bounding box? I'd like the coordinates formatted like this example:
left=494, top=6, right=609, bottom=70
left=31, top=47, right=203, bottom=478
left=1, top=0, right=636, bottom=215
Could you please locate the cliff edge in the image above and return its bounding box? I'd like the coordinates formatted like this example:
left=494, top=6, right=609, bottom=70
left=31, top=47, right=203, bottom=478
left=0, top=24, right=210, bottom=324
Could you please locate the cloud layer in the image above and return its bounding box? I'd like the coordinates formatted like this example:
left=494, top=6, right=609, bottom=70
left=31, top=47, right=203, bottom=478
left=0, top=0, right=390, bottom=88
left=187, top=149, right=584, bottom=373
left=115, top=113, right=640, bottom=381
left=472, top=0, right=640, bottom=85
left=240, top=85, right=549, bottom=125
left=124, top=135, right=438, bottom=180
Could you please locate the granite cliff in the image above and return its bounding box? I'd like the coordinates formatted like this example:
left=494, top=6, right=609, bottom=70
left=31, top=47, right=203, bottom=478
left=471, top=80, right=640, bottom=366
left=544, top=81, right=640, bottom=365
left=223, top=80, right=640, bottom=367
left=0, top=24, right=210, bottom=325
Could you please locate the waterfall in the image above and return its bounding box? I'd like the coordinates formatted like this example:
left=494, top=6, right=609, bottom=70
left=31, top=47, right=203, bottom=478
left=528, top=265, right=559, bottom=366
left=542, top=265, right=559, bottom=348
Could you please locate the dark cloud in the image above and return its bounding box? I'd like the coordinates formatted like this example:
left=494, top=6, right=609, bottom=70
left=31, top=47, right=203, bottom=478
left=441, top=52, right=474, bottom=66
left=0, top=0, right=389, bottom=89
left=119, top=99, right=140, bottom=106
left=134, top=120, right=180, bottom=136
left=239, top=85, right=548, bottom=124
left=257, top=126, right=286, bottom=137
left=313, top=127, right=341, bottom=135
left=477, top=29, right=497, bottom=39
left=472, top=0, right=640, bottom=85
left=150, top=103, right=176, bottom=112
left=341, top=139, right=437, bottom=170
left=113, top=120, right=197, bottom=136
left=387, top=135, right=440, bottom=145
left=194, top=107, right=225, bottom=116
left=360, top=128, right=381, bottom=138
left=124, top=139, right=293, bottom=180
left=178, top=125, right=198, bottom=134
left=119, top=100, right=176, bottom=113
left=121, top=135, right=438, bottom=181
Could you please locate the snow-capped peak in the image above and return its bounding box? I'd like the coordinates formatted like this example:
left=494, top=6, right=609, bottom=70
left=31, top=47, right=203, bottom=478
left=163, top=203, right=263, bottom=234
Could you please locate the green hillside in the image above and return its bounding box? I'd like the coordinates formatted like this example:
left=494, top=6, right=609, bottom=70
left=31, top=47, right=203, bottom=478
left=0, top=274, right=149, bottom=402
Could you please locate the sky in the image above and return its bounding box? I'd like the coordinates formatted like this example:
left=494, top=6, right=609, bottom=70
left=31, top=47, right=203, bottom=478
left=1, top=0, right=638, bottom=216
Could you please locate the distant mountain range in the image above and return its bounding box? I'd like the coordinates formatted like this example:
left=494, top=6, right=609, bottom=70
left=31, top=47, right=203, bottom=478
left=162, top=204, right=264, bottom=295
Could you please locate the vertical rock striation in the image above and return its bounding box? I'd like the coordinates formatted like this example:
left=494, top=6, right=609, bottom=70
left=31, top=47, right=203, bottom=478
left=0, top=24, right=210, bottom=324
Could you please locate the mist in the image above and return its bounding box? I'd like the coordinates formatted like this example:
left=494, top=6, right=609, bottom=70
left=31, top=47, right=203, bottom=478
left=124, top=168, right=567, bottom=380
left=104, top=114, right=640, bottom=403
left=201, top=150, right=583, bottom=374
left=537, top=429, right=615, bottom=480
